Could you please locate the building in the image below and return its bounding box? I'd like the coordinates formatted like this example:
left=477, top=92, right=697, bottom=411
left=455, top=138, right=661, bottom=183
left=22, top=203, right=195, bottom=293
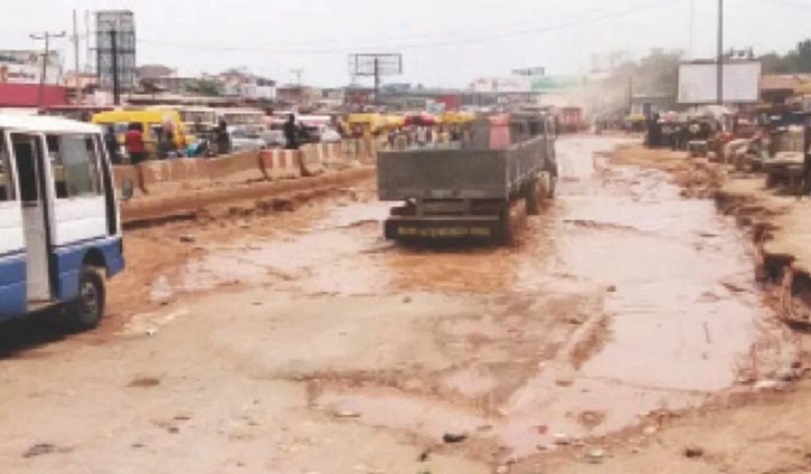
left=136, top=64, right=174, bottom=80
left=760, top=74, right=811, bottom=104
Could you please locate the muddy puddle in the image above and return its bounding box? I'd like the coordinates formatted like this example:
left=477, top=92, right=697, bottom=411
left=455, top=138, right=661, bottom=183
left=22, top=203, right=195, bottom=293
left=147, top=136, right=793, bottom=461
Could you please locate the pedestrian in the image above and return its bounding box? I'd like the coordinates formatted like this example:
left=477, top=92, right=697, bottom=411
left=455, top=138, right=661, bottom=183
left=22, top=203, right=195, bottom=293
left=104, top=125, right=120, bottom=164
left=284, top=114, right=299, bottom=150
left=216, top=118, right=231, bottom=156
left=124, top=122, right=148, bottom=194
left=416, top=126, right=427, bottom=146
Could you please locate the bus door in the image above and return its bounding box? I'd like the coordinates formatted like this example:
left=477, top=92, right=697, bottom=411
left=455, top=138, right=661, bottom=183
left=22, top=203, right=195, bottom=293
left=8, top=132, right=54, bottom=307
left=46, top=133, right=110, bottom=301
left=0, top=132, right=27, bottom=320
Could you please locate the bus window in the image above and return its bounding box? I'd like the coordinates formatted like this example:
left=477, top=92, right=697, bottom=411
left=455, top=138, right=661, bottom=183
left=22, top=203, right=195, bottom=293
left=47, top=134, right=102, bottom=199
left=11, top=136, right=38, bottom=203
left=0, top=134, right=15, bottom=202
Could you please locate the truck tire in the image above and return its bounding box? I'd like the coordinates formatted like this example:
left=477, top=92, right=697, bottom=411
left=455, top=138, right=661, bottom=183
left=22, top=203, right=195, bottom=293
left=65, top=266, right=106, bottom=332
left=525, top=179, right=542, bottom=216
left=547, top=172, right=557, bottom=199
left=500, top=199, right=527, bottom=245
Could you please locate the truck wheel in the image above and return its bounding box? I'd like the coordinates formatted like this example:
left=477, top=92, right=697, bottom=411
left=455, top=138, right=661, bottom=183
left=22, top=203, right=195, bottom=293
left=525, top=179, right=542, bottom=216
left=500, top=200, right=527, bottom=245
left=65, top=266, right=106, bottom=332
left=547, top=173, right=557, bottom=199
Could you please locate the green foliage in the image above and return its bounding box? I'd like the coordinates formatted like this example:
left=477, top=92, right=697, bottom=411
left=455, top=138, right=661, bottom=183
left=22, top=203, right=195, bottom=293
left=760, top=39, right=811, bottom=74
left=185, top=79, right=222, bottom=97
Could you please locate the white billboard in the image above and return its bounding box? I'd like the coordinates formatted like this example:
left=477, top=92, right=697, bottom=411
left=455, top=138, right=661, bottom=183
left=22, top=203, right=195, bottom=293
left=678, top=61, right=761, bottom=104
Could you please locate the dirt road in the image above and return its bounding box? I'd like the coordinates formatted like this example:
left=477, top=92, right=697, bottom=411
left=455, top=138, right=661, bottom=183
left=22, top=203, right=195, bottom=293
left=0, top=136, right=797, bottom=473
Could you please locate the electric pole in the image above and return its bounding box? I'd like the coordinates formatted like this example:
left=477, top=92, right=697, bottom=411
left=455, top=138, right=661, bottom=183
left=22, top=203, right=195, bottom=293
left=110, top=29, right=120, bottom=105
left=290, top=69, right=303, bottom=86
left=373, top=57, right=380, bottom=108
left=29, top=30, right=66, bottom=109
left=689, top=0, right=695, bottom=59
left=72, top=10, right=82, bottom=104
left=717, top=0, right=724, bottom=105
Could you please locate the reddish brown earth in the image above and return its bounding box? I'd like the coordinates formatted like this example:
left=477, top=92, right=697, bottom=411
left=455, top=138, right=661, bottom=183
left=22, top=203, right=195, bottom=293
left=0, top=137, right=806, bottom=474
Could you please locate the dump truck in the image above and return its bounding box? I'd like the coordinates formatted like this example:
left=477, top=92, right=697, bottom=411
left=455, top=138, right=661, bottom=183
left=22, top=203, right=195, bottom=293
left=377, top=113, right=557, bottom=244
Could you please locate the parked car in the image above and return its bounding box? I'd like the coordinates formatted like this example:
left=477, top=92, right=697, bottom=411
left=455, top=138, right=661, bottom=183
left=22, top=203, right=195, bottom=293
left=320, top=128, right=341, bottom=143
left=229, top=127, right=266, bottom=152
left=260, top=129, right=286, bottom=148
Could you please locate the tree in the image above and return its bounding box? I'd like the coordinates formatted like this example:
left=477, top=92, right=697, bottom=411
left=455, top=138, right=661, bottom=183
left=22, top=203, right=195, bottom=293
left=186, top=78, right=221, bottom=97
left=760, top=39, right=811, bottom=74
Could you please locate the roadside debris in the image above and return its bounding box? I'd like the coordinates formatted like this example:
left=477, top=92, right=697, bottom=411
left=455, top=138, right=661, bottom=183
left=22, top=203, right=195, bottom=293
left=22, top=443, right=56, bottom=458
left=333, top=409, right=361, bottom=419
left=684, top=445, right=705, bottom=459
left=553, top=433, right=572, bottom=445
left=585, top=447, right=606, bottom=464
left=442, top=432, right=468, bottom=444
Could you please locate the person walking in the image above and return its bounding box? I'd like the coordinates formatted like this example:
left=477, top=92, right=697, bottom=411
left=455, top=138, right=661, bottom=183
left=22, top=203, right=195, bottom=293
left=284, top=114, right=299, bottom=150
left=216, top=118, right=231, bottom=156
left=124, top=122, right=148, bottom=194
left=104, top=126, right=120, bottom=164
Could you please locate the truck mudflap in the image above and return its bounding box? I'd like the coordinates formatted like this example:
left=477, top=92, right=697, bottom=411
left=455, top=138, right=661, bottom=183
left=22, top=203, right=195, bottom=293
left=384, top=216, right=506, bottom=241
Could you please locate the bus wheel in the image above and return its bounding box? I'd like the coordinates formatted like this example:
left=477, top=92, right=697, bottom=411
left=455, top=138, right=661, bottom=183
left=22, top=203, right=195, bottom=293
left=66, top=266, right=106, bottom=332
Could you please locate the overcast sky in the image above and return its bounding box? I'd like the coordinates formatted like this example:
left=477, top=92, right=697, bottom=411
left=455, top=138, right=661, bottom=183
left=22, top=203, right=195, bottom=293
left=1, top=0, right=810, bottom=87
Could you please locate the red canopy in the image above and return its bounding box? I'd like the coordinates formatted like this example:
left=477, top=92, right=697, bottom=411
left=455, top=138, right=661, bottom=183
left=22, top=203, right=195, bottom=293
left=404, top=112, right=436, bottom=126
left=0, top=83, right=67, bottom=108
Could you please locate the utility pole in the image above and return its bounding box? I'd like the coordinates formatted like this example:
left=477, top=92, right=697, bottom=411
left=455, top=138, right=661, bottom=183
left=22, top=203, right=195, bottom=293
left=72, top=10, right=82, bottom=104
left=373, top=57, right=380, bottom=108
left=628, top=76, right=634, bottom=114
left=717, top=0, right=724, bottom=105
left=110, top=29, right=120, bottom=105
left=689, top=0, right=696, bottom=59
left=290, top=69, right=303, bottom=86
left=29, top=30, right=66, bottom=109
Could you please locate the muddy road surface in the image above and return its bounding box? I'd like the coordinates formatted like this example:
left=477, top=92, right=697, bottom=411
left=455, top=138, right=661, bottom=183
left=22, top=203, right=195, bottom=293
left=0, top=136, right=793, bottom=473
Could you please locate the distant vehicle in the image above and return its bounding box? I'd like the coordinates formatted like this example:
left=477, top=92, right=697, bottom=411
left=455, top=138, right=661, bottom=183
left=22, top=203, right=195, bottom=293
left=558, top=107, right=585, bottom=133
left=91, top=109, right=190, bottom=156
left=261, top=129, right=286, bottom=148
left=378, top=113, right=558, bottom=244
left=228, top=126, right=266, bottom=152
left=320, top=128, right=341, bottom=143
left=151, top=105, right=218, bottom=134
left=218, top=108, right=266, bottom=129
left=0, top=114, right=130, bottom=331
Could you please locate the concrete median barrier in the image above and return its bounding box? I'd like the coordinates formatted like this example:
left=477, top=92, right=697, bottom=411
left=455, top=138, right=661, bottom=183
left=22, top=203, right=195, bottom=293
left=259, top=149, right=302, bottom=180
left=300, top=144, right=325, bottom=176
left=112, top=165, right=139, bottom=192
left=205, top=151, right=264, bottom=184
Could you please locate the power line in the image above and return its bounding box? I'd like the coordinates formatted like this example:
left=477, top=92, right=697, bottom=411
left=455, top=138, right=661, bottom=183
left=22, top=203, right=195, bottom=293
left=137, top=0, right=678, bottom=55
left=29, top=30, right=66, bottom=108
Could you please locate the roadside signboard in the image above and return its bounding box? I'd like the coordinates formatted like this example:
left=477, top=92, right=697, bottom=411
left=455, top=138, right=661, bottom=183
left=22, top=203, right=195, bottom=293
left=678, top=61, right=761, bottom=104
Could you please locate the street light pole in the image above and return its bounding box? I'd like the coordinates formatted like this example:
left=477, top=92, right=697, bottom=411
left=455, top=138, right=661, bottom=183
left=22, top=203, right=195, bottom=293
left=29, top=30, right=66, bottom=109
left=717, top=0, right=724, bottom=105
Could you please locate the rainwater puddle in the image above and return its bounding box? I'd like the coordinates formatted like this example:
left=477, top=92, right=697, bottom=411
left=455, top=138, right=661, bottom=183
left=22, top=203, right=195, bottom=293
left=151, top=136, right=788, bottom=460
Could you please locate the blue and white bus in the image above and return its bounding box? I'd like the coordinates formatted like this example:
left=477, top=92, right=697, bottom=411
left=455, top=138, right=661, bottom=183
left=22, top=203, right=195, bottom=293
left=0, top=114, right=129, bottom=331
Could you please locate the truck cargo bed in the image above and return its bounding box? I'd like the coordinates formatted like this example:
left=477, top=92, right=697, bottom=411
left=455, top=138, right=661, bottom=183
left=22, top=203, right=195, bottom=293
left=378, top=136, right=550, bottom=201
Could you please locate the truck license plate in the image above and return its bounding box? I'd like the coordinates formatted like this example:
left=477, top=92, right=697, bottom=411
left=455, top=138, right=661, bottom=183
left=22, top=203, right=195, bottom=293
left=397, top=226, right=492, bottom=238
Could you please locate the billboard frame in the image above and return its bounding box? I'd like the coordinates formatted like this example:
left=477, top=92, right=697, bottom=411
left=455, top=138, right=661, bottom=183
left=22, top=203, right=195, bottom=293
left=677, top=60, right=761, bottom=105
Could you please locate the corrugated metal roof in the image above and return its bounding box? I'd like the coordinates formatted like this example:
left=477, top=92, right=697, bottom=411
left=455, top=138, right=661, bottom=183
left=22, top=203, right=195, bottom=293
left=761, top=74, right=811, bottom=91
